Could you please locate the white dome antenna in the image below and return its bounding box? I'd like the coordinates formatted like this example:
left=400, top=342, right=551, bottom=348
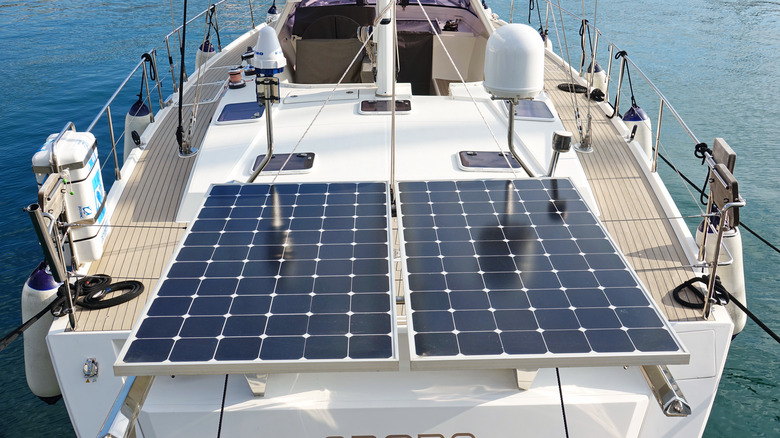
left=484, top=23, right=544, bottom=100
left=483, top=24, right=545, bottom=176
left=249, top=25, right=286, bottom=183
left=254, top=26, right=286, bottom=77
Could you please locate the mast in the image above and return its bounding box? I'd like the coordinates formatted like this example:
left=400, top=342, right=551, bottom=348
left=375, top=0, right=394, bottom=96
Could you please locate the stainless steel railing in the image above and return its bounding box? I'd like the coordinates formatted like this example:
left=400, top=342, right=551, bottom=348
left=80, top=0, right=259, bottom=184
left=543, top=1, right=701, bottom=173
left=163, top=0, right=229, bottom=93
left=85, top=50, right=164, bottom=181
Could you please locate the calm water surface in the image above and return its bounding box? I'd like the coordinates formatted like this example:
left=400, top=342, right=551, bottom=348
left=0, top=0, right=777, bottom=436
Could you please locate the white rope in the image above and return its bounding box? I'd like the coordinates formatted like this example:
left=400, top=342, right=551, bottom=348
left=510, top=0, right=516, bottom=23
left=169, top=0, right=177, bottom=34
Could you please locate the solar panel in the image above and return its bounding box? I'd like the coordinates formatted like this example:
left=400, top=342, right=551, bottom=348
left=398, top=179, right=689, bottom=370
left=115, top=182, right=397, bottom=376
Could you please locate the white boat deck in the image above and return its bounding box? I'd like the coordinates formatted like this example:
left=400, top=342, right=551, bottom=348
left=76, top=48, right=701, bottom=332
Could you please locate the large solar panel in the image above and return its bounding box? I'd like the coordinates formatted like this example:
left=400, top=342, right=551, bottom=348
left=115, top=182, right=397, bottom=375
left=398, top=179, right=689, bottom=370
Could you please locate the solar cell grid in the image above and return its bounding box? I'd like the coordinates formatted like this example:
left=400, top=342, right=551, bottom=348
left=398, top=178, right=687, bottom=369
left=115, top=182, right=398, bottom=376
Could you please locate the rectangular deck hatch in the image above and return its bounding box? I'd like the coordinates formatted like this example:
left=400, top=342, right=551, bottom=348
left=251, top=153, right=315, bottom=173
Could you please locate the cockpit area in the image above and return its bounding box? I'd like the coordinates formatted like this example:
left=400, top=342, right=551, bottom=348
left=276, top=0, right=490, bottom=95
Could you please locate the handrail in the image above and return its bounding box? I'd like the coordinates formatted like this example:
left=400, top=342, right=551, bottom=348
left=86, top=52, right=157, bottom=133
left=542, top=1, right=701, bottom=172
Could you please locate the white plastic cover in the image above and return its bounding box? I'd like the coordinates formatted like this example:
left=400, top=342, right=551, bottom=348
left=483, top=23, right=544, bottom=100
left=254, top=25, right=287, bottom=73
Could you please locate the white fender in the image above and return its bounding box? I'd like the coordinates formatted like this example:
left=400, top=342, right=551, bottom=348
left=266, top=0, right=281, bottom=25
left=195, top=40, right=216, bottom=70
left=696, top=222, right=746, bottom=335
left=21, top=262, right=62, bottom=403
left=541, top=30, right=552, bottom=51
left=123, top=98, right=151, bottom=160
left=623, top=104, right=653, bottom=161
left=586, top=62, right=607, bottom=98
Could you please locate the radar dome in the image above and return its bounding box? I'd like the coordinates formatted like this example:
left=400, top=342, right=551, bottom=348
left=254, top=26, right=286, bottom=76
left=484, top=24, right=544, bottom=100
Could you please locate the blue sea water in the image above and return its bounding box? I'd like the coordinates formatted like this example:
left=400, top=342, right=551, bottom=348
left=0, top=0, right=777, bottom=436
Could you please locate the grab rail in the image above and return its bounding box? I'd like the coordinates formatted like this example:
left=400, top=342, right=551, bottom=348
left=543, top=1, right=700, bottom=172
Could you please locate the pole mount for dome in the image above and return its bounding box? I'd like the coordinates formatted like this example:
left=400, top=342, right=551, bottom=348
left=248, top=26, right=286, bottom=183
left=483, top=24, right=546, bottom=176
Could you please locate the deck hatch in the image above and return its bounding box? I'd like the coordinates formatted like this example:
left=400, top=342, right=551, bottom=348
left=397, top=178, right=689, bottom=370
left=216, top=101, right=265, bottom=123
left=115, top=182, right=397, bottom=375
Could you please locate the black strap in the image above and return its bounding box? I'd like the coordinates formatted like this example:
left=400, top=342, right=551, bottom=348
left=528, top=0, right=543, bottom=29
left=607, top=50, right=638, bottom=119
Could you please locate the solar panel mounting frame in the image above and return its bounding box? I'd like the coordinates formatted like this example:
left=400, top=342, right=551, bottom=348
left=114, top=181, right=399, bottom=376
left=396, top=178, right=689, bottom=371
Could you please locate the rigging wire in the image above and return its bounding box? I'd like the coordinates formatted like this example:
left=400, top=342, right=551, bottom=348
left=553, top=0, right=584, bottom=144
left=216, top=374, right=229, bottom=438
left=556, top=368, right=570, bottom=438
left=185, top=0, right=216, bottom=150
left=391, top=2, right=397, bottom=192
left=176, top=0, right=189, bottom=154
left=582, top=0, right=599, bottom=134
